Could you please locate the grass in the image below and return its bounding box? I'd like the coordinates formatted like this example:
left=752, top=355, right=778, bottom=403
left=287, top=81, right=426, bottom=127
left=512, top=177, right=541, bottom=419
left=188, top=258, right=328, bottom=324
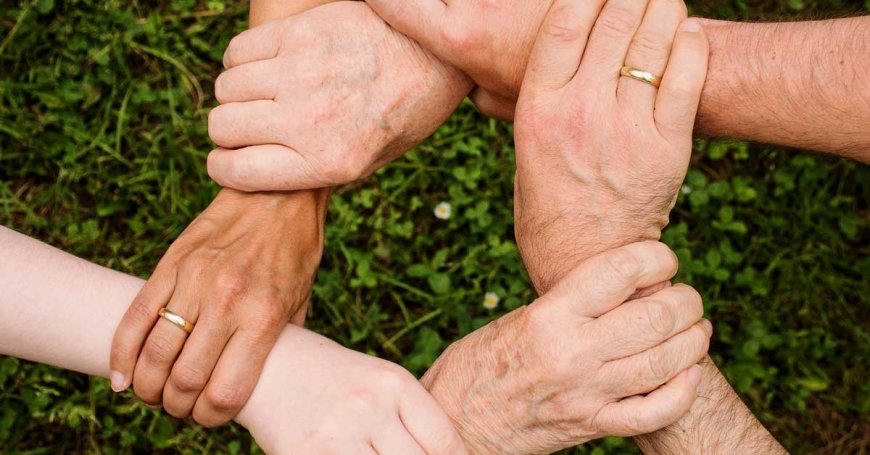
left=1, top=0, right=868, bottom=453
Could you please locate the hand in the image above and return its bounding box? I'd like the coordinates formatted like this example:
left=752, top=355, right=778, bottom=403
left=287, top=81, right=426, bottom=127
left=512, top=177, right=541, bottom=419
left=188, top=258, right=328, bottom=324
left=206, top=1, right=471, bottom=192
left=365, top=0, right=553, bottom=119
left=110, top=189, right=327, bottom=426
left=422, top=242, right=711, bottom=454
left=512, top=0, right=709, bottom=292
left=235, top=325, right=467, bottom=455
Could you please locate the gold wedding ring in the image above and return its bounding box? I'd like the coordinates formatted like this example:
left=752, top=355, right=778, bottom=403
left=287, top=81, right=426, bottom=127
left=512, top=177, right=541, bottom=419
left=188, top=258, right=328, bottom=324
left=158, top=308, right=194, bottom=334
left=620, top=66, right=663, bottom=88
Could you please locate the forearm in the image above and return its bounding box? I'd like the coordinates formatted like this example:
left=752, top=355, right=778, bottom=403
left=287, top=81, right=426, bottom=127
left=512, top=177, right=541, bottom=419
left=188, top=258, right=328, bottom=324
left=697, top=17, right=870, bottom=162
left=0, top=225, right=299, bottom=430
left=634, top=358, right=785, bottom=454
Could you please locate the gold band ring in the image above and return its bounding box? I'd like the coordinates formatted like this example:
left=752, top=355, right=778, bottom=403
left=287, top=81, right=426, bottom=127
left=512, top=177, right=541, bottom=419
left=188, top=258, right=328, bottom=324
left=158, top=308, right=194, bottom=334
left=620, top=66, right=663, bottom=88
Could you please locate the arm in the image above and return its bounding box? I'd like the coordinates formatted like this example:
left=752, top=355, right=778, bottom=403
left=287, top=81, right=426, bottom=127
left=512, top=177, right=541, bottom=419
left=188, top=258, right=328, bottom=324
left=695, top=18, right=870, bottom=162
left=366, top=0, right=870, bottom=161
left=108, top=0, right=338, bottom=427
left=0, top=225, right=467, bottom=454
left=508, top=1, right=786, bottom=454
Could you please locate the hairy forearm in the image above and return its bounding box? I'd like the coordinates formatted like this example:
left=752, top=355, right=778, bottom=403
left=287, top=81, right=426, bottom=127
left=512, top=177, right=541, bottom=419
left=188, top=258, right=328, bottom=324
left=697, top=17, right=870, bottom=162
left=634, top=358, right=785, bottom=454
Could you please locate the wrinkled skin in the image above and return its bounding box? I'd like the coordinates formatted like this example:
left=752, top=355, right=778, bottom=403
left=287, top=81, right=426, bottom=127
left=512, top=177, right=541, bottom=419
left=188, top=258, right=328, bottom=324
left=207, top=1, right=472, bottom=192
left=423, top=242, right=711, bottom=454
left=111, top=189, right=327, bottom=426
left=365, top=0, right=553, bottom=119
left=512, top=0, right=709, bottom=292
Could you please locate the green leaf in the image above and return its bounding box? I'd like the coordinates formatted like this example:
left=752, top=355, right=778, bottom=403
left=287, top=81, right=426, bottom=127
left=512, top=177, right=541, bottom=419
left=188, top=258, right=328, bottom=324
left=427, top=273, right=451, bottom=295
left=795, top=377, right=829, bottom=392
left=406, top=264, right=431, bottom=278
left=35, top=0, right=54, bottom=14
left=431, top=248, right=449, bottom=269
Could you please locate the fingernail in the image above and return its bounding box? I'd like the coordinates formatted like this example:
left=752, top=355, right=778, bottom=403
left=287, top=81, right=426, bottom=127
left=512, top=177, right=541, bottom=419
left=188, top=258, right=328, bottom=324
left=688, top=365, right=703, bottom=386
left=110, top=370, right=128, bottom=392
left=680, top=18, right=702, bottom=33
left=145, top=403, right=162, bottom=411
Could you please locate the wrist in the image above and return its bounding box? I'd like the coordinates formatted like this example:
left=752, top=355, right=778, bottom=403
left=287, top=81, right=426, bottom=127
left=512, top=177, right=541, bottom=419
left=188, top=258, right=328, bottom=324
left=633, top=356, right=785, bottom=455
left=515, top=190, right=665, bottom=293
left=422, top=308, right=551, bottom=455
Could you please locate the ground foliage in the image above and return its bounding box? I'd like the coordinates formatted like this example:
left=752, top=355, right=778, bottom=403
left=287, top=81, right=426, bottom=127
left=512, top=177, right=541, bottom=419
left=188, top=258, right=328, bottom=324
left=0, top=0, right=868, bottom=453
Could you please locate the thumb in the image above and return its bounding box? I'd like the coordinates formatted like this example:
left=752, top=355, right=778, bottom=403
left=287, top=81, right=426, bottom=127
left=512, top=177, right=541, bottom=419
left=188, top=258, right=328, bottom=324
left=540, top=241, right=680, bottom=319
left=207, top=145, right=324, bottom=192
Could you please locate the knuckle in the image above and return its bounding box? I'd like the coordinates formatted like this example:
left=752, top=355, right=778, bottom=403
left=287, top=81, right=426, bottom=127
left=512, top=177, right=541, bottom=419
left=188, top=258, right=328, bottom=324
left=677, top=284, right=704, bottom=317
left=630, top=31, right=667, bottom=58
left=608, top=407, right=647, bottom=436
left=343, top=387, right=383, bottom=416
left=373, top=363, right=415, bottom=392
left=243, top=307, right=287, bottom=340
left=659, top=243, right=680, bottom=277
left=645, top=299, right=676, bottom=337
left=439, top=23, right=481, bottom=54
left=603, top=248, right=642, bottom=282
left=127, top=298, right=156, bottom=323
left=204, top=384, right=247, bottom=413
left=169, top=364, right=209, bottom=394
left=143, top=334, right=178, bottom=364
left=596, top=6, right=638, bottom=37
left=690, top=323, right=712, bottom=354
left=646, top=345, right=674, bottom=383
left=212, top=270, right=247, bottom=304
left=522, top=300, right=556, bottom=337
left=164, top=405, right=189, bottom=419
left=543, top=4, right=587, bottom=43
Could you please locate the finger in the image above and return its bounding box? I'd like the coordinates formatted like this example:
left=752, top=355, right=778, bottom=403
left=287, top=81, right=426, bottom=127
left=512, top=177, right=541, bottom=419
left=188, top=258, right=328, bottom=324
left=364, top=0, right=448, bottom=61
left=214, top=60, right=281, bottom=104
left=132, top=291, right=199, bottom=406
left=470, top=87, right=516, bottom=122
left=604, top=319, right=712, bottom=396
left=654, top=18, right=709, bottom=142
left=371, top=420, right=426, bottom=455
left=223, top=20, right=284, bottom=69
left=539, top=241, right=679, bottom=319
left=162, top=313, right=233, bottom=418
left=617, top=0, right=687, bottom=114
left=208, top=100, right=287, bottom=149
left=192, top=325, right=280, bottom=427
left=576, top=0, right=651, bottom=92
left=591, top=284, right=704, bottom=359
left=399, top=384, right=468, bottom=455
left=523, top=0, right=607, bottom=92
left=207, top=145, right=323, bottom=192
left=110, top=265, right=176, bottom=393
left=596, top=364, right=703, bottom=436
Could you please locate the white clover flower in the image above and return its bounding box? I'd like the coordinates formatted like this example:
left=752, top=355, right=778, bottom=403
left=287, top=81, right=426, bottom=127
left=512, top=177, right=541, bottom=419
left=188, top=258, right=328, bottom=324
left=680, top=184, right=692, bottom=195
left=434, top=202, right=452, bottom=220
left=483, top=292, right=500, bottom=310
